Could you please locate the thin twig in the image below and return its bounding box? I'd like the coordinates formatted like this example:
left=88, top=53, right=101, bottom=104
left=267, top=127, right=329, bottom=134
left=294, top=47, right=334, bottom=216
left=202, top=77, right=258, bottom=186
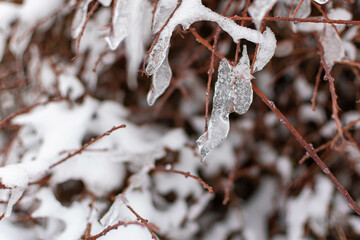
left=50, top=125, right=126, bottom=168
left=152, top=167, right=213, bottom=193
left=311, top=65, right=323, bottom=111
left=252, top=83, right=360, bottom=215
left=126, top=205, right=158, bottom=240
left=231, top=16, right=360, bottom=25
left=75, top=1, right=100, bottom=55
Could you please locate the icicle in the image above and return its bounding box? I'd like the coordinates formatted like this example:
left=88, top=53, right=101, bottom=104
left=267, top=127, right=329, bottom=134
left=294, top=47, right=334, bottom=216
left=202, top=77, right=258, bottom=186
left=248, top=0, right=278, bottom=30
left=147, top=54, right=172, bottom=106
left=253, top=27, right=277, bottom=73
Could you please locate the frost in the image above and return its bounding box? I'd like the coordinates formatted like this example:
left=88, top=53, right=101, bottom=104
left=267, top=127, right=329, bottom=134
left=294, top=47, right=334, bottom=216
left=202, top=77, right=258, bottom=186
left=320, top=24, right=345, bottom=67
left=253, top=27, right=277, bottom=72
left=248, top=0, right=278, bottom=30
left=197, top=47, right=253, bottom=160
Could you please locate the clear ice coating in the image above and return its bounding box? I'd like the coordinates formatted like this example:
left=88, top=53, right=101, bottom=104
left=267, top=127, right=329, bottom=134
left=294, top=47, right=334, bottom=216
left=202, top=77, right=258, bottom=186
left=104, top=0, right=129, bottom=50
left=253, top=27, right=277, bottom=73
left=197, top=47, right=254, bottom=160
left=147, top=54, right=172, bottom=106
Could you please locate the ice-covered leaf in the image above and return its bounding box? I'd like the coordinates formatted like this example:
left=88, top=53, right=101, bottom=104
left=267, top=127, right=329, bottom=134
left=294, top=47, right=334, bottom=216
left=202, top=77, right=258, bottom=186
left=146, top=0, right=269, bottom=105
left=253, top=27, right=277, bottom=73
left=145, top=35, right=171, bottom=76
left=71, top=0, right=92, bottom=39
left=320, top=24, right=345, bottom=67
left=104, top=0, right=129, bottom=50
left=197, top=48, right=254, bottom=160
left=248, top=0, right=278, bottom=30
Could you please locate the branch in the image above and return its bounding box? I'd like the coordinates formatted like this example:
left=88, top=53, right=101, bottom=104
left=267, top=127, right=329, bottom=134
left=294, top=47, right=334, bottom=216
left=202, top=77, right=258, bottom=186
left=252, top=83, right=360, bottom=215
left=152, top=167, right=213, bottom=193
left=50, top=125, right=126, bottom=168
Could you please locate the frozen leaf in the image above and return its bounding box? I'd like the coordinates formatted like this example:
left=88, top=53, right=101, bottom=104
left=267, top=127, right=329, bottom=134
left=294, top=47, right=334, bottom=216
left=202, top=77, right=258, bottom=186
left=248, top=0, right=278, bottom=30
left=253, top=27, right=277, bottom=73
left=197, top=48, right=254, bottom=160
left=146, top=0, right=269, bottom=105
left=147, top=55, right=172, bottom=106
left=71, top=0, right=92, bottom=39
left=104, top=0, right=129, bottom=50
left=146, top=35, right=171, bottom=76
left=320, top=24, right=345, bottom=67
left=313, top=0, right=329, bottom=4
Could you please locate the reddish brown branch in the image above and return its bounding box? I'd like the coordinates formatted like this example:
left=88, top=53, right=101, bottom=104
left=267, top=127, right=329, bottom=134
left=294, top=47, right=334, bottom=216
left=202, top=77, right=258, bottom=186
left=231, top=16, right=360, bottom=25
left=50, top=124, right=126, bottom=168
left=311, top=65, right=323, bottom=111
left=126, top=205, right=159, bottom=240
left=152, top=167, right=213, bottom=193
left=85, top=221, right=150, bottom=240
left=292, top=0, right=305, bottom=17
left=252, top=83, right=360, bottom=215
left=75, top=1, right=100, bottom=55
